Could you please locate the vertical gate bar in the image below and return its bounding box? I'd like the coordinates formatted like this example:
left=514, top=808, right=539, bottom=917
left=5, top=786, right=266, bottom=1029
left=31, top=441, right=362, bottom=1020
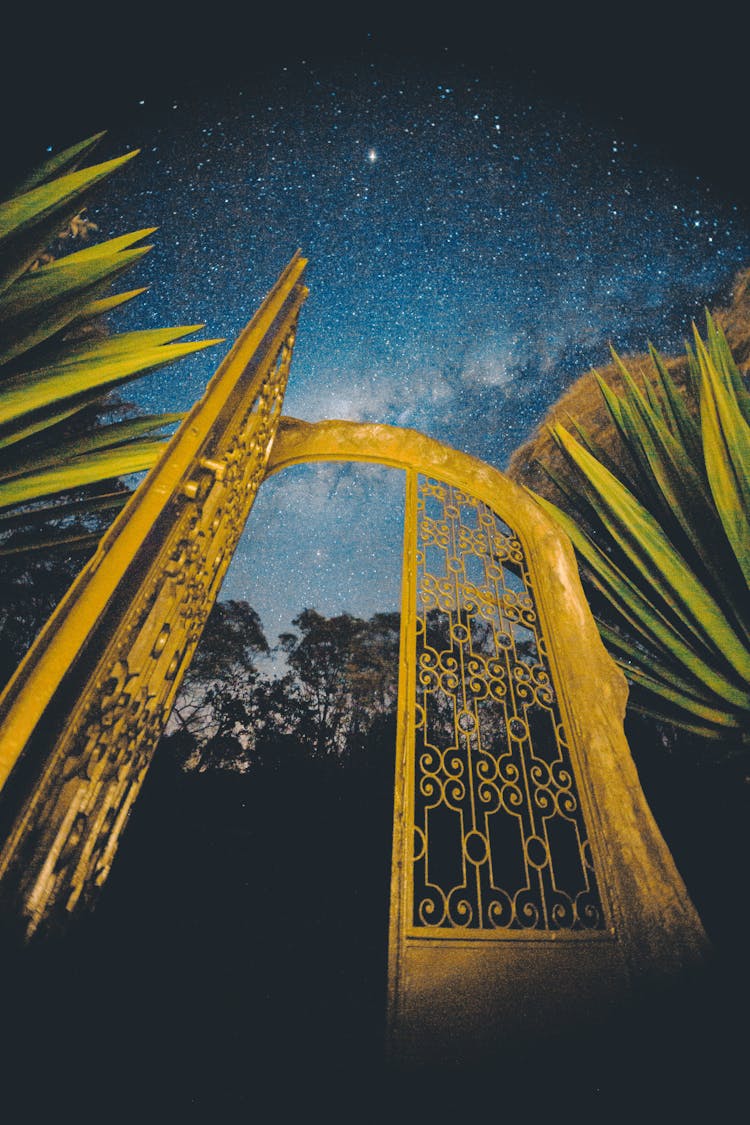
left=386, top=465, right=417, bottom=1053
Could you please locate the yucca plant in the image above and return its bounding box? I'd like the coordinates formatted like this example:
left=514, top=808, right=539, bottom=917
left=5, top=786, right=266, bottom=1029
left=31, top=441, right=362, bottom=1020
left=0, top=132, right=222, bottom=558
left=529, top=315, right=750, bottom=744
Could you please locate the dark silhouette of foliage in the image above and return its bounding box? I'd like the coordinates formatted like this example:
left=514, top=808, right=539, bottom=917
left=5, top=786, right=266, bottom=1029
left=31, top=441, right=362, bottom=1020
left=165, top=603, right=401, bottom=772
left=167, top=599, right=269, bottom=769
left=0, top=545, right=84, bottom=690
left=279, top=608, right=400, bottom=758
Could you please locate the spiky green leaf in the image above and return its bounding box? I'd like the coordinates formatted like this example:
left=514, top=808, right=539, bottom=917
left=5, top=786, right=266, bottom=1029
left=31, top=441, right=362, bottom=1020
left=704, top=313, right=750, bottom=425
left=699, top=339, right=750, bottom=588
left=647, top=343, right=703, bottom=465
left=9, top=133, right=107, bottom=196
left=0, top=151, right=139, bottom=296
left=39, top=228, right=156, bottom=269
left=597, top=621, right=742, bottom=722
left=0, top=438, right=170, bottom=509
left=0, top=490, right=128, bottom=529
left=0, top=334, right=221, bottom=434
left=551, top=424, right=750, bottom=681
left=0, top=245, right=152, bottom=365
left=0, top=529, right=107, bottom=558
left=620, top=663, right=742, bottom=733
left=0, top=413, right=183, bottom=482
left=0, top=152, right=139, bottom=246
left=65, top=286, right=148, bottom=325
left=529, top=486, right=750, bottom=708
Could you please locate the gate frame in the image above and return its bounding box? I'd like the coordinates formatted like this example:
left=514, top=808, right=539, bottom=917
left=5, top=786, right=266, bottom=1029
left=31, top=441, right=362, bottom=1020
left=0, top=264, right=708, bottom=1062
left=266, top=416, right=708, bottom=1064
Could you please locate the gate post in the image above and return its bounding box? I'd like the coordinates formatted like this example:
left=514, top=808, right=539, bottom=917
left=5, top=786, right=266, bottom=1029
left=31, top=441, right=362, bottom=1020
left=0, top=252, right=307, bottom=939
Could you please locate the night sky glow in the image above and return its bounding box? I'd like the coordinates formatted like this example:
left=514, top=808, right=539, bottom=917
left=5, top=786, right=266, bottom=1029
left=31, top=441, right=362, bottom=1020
left=82, top=60, right=749, bottom=647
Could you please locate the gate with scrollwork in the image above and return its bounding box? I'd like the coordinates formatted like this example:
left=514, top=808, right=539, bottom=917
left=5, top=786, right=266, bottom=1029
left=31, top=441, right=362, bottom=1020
left=265, top=416, right=708, bottom=1064
left=0, top=254, right=707, bottom=1065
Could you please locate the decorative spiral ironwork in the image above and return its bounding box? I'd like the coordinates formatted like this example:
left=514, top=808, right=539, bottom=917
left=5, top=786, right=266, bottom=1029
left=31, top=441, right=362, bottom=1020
left=412, top=476, right=604, bottom=932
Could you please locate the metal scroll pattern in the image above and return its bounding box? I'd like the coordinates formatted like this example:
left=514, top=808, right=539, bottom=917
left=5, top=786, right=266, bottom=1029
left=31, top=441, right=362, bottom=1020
left=4, top=325, right=298, bottom=936
left=412, top=476, right=604, bottom=931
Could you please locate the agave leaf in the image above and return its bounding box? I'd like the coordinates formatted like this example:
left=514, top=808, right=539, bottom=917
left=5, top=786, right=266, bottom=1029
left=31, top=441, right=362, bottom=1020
left=0, top=245, right=151, bottom=320
left=641, top=375, right=663, bottom=420
left=683, top=337, right=698, bottom=381
left=0, top=333, right=200, bottom=449
left=0, top=490, right=128, bottom=528
left=621, top=663, right=742, bottom=732
left=534, top=450, right=593, bottom=517
left=0, top=152, right=139, bottom=246
left=551, top=424, right=750, bottom=681
left=41, top=324, right=210, bottom=366
left=0, top=151, right=139, bottom=296
left=0, top=529, right=107, bottom=558
left=67, top=286, right=148, bottom=324
left=626, top=696, right=730, bottom=740
left=638, top=364, right=667, bottom=425
left=0, top=438, right=170, bottom=509
left=563, top=409, right=631, bottom=484
left=605, top=357, right=686, bottom=499
left=645, top=345, right=680, bottom=437
left=0, top=140, right=222, bottom=566
left=700, top=340, right=750, bottom=588
left=9, top=133, right=107, bottom=197
left=0, top=247, right=152, bottom=365
left=529, top=487, right=750, bottom=707
left=596, top=370, right=627, bottom=431
left=594, top=375, right=659, bottom=506
left=717, top=335, right=750, bottom=426
left=647, top=343, right=703, bottom=465
left=542, top=324, right=750, bottom=740
left=549, top=414, right=661, bottom=540
left=39, top=228, right=156, bottom=269
left=0, top=336, right=222, bottom=432
left=0, top=399, right=92, bottom=451
left=0, top=413, right=182, bottom=482
left=612, top=357, right=745, bottom=618
left=703, top=313, right=750, bottom=425
left=609, top=345, right=665, bottom=423
left=596, top=620, right=745, bottom=717
left=606, top=384, right=677, bottom=524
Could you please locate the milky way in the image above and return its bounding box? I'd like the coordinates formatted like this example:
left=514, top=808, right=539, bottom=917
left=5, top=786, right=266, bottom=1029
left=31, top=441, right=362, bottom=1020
left=84, top=58, right=750, bottom=647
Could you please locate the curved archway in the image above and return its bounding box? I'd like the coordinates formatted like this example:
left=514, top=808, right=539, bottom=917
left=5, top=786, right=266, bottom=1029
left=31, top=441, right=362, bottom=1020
left=0, top=248, right=708, bottom=1067
left=263, top=416, right=707, bottom=1064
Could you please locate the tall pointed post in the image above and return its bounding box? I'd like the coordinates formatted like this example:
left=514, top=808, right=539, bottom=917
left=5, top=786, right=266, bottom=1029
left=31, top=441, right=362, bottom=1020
left=0, top=253, right=308, bottom=939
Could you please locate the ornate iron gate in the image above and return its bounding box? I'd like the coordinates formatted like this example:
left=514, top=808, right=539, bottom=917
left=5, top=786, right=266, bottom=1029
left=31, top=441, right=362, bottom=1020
left=265, top=417, right=708, bottom=1065
left=0, top=256, right=707, bottom=1064
left=409, top=474, right=605, bottom=935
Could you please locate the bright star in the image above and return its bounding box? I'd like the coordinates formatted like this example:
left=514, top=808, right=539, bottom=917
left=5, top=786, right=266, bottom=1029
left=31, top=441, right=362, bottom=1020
left=367, top=148, right=377, bottom=163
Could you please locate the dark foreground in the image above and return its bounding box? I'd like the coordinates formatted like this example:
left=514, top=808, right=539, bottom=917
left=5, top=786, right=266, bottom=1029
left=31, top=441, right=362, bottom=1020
left=2, top=726, right=748, bottom=1121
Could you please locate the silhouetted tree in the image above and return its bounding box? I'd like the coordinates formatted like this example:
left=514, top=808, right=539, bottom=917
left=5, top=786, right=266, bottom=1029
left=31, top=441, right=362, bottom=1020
left=0, top=547, right=83, bottom=690
left=279, top=608, right=399, bottom=758
left=163, top=604, right=401, bottom=770
left=167, top=599, right=269, bottom=769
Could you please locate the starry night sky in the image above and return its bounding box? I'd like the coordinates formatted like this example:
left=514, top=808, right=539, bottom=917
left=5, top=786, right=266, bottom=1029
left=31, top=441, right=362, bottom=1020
left=5, top=14, right=749, bottom=647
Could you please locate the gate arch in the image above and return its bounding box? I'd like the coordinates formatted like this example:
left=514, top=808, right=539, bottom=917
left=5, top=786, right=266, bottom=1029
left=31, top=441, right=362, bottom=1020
left=263, top=417, right=707, bottom=1063
left=0, top=254, right=707, bottom=1066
